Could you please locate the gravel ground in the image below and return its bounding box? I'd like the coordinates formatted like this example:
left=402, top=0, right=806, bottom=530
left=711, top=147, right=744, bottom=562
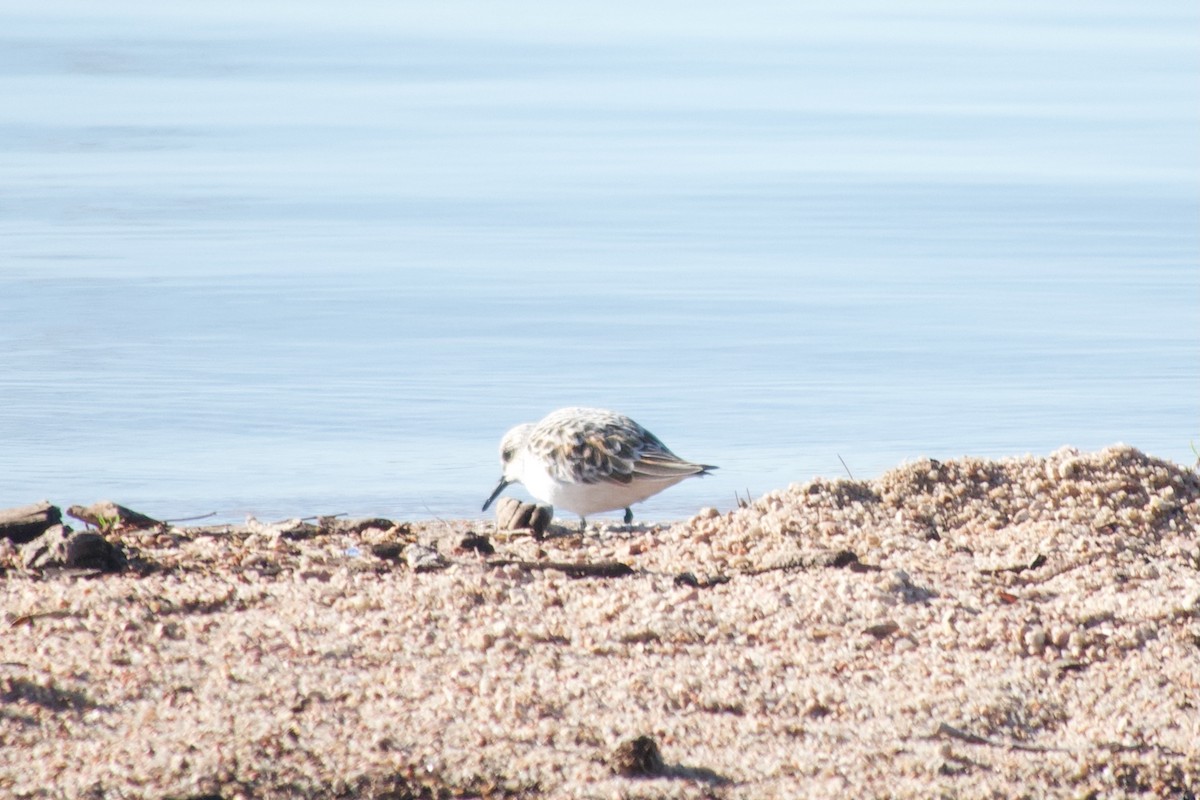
left=2, top=445, right=1198, bottom=799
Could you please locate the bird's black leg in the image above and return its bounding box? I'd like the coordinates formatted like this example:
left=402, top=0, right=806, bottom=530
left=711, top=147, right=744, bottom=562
left=623, top=507, right=634, bottom=525
left=578, top=516, right=587, bottom=532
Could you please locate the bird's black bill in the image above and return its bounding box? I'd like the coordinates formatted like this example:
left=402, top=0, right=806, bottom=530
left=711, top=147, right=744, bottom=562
left=481, top=477, right=510, bottom=511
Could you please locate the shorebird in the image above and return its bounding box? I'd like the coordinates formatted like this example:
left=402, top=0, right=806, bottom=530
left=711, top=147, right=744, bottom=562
left=482, top=407, right=716, bottom=528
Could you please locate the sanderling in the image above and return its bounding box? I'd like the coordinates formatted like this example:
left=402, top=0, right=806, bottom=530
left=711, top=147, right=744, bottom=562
left=482, top=407, right=716, bottom=528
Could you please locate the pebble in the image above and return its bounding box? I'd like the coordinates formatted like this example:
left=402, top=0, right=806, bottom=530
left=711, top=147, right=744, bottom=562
left=405, top=544, right=447, bottom=572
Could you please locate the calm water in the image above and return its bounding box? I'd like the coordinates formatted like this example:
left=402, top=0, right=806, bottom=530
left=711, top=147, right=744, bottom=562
left=2, top=1, right=1197, bottom=522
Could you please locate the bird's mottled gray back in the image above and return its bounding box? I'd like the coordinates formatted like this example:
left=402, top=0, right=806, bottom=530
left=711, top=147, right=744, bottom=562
left=525, top=407, right=697, bottom=486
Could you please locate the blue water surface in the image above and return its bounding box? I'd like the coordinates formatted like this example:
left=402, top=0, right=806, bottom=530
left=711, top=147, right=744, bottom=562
left=1, top=0, right=1197, bottom=521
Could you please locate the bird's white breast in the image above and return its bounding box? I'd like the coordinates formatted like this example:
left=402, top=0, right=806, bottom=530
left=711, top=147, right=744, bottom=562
left=517, top=455, right=690, bottom=517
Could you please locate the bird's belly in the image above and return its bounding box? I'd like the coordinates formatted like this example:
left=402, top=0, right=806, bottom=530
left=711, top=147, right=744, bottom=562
left=524, top=466, right=687, bottom=517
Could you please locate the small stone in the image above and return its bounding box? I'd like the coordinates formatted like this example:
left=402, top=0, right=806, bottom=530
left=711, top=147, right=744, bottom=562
left=882, top=570, right=911, bottom=593
left=0, top=501, right=62, bottom=544
left=528, top=505, right=552, bottom=539
left=64, top=532, right=126, bottom=571
left=459, top=533, right=495, bottom=555
left=611, top=735, right=665, bottom=776
left=864, top=621, right=900, bottom=640
left=495, top=497, right=532, bottom=530
left=830, top=550, right=860, bottom=568
left=19, top=525, right=69, bottom=569
left=405, top=544, right=447, bottom=572
left=806, top=702, right=832, bottom=719
left=1051, top=625, right=1071, bottom=649
left=495, top=497, right=552, bottom=539
left=674, top=572, right=700, bottom=588
left=370, top=542, right=405, bottom=562
left=19, top=526, right=125, bottom=572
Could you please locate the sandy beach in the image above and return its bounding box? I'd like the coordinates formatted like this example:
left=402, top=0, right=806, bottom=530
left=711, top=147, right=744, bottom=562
left=2, top=444, right=1198, bottom=799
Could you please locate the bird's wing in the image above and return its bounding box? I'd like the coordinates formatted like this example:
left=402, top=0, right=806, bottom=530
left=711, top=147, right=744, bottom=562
left=631, top=435, right=712, bottom=480
left=531, top=426, right=637, bottom=485
left=530, top=412, right=712, bottom=486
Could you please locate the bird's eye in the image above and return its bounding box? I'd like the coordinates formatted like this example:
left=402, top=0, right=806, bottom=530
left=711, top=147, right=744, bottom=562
left=501, top=447, right=514, bottom=462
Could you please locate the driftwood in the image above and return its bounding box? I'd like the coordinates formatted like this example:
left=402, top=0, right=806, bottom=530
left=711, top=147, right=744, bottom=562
left=488, top=559, right=635, bottom=579
left=0, top=501, right=62, bottom=544
left=66, top=502, right=161, bottom=532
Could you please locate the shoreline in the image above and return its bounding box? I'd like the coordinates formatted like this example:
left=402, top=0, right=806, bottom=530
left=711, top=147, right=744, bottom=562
left=3, top=445, right=1198, bottom=798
